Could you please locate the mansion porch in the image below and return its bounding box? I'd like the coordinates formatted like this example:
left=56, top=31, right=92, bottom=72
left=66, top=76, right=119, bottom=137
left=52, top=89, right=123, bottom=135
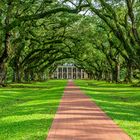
left=51, top=64, right=88, bottom=79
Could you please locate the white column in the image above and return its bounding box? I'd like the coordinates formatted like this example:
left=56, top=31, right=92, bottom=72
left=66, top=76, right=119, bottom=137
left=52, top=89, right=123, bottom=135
left=81, top=69, right=82, bottom=79
left=72, top=67, right=73, bottom=79
left=62, top=67, right=63, bottom=79
left=67, top=67, right=68, bottom=79
left=76, top=68, right=78, bottom=79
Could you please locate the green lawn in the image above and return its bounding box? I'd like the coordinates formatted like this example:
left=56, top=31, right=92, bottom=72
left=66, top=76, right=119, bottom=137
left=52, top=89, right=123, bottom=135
left=0, top=80, right=67, bottom=140
left=75, top=80, right=140, bottom=140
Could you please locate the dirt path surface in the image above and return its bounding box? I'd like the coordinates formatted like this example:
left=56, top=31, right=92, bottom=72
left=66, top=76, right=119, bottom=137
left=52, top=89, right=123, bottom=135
left=46, top=80, right=132, bottom=140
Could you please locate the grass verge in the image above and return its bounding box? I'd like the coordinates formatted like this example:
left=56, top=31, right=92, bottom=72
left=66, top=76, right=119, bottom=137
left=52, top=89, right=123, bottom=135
left=75, top=80, right=140, bottom=140
left=0, top=80, right=67, bottom=140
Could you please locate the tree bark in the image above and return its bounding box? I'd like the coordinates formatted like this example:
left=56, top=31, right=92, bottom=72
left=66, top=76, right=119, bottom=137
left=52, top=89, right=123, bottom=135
left=115, top=62, right=120, bottom=83
left=0, top=1, right=13, bottom=85
left=125, top=62, right=133, bottom=83
left=0, top=63, right=7, bottom=86
left=0, top=32, right=11, bottom=85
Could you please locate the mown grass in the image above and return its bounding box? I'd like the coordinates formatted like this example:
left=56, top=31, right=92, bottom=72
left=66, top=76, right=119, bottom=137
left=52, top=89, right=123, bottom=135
left=0, top=80, right=67, bottom=140
left=75, top=80, right=140, bottom=140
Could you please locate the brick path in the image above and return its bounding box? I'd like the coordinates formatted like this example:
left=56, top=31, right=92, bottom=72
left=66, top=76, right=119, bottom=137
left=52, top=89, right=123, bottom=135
left=46, top=80, right=132, bottom=140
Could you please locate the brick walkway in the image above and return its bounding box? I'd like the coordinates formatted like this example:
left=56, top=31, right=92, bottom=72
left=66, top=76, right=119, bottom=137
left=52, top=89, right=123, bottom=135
left=46, top=80, right=132, bottom=140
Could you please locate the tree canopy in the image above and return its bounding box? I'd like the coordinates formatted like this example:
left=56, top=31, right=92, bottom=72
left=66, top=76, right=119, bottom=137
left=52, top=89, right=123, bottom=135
left=0, top=0, right=140, bottom=85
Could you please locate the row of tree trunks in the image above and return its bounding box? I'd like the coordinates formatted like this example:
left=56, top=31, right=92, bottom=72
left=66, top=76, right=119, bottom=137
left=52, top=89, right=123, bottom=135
left=12, top=68, right=47, bottom=83
left=91, top=62, right=133, bottom=83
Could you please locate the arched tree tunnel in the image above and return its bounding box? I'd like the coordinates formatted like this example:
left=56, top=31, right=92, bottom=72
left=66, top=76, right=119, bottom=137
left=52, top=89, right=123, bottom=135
left=0, top=0, right=140, bottom=86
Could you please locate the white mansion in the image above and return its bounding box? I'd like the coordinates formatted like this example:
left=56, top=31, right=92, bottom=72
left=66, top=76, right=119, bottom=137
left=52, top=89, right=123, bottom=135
left=51, top=64, right=88, bottom=79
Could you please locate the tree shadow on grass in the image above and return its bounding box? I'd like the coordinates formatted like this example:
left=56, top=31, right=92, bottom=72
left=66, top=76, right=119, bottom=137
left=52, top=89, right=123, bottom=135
left=0, top=82, right=66, bottom=140
left=68, top=80, right=140, bottom=123
left=79, top=86, right=140, bottom=103
left=76, top=82, right=140, bottom=137
left=77, top=80, right=133, bottom=88
left=0, top=118, right=53, bottom=140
